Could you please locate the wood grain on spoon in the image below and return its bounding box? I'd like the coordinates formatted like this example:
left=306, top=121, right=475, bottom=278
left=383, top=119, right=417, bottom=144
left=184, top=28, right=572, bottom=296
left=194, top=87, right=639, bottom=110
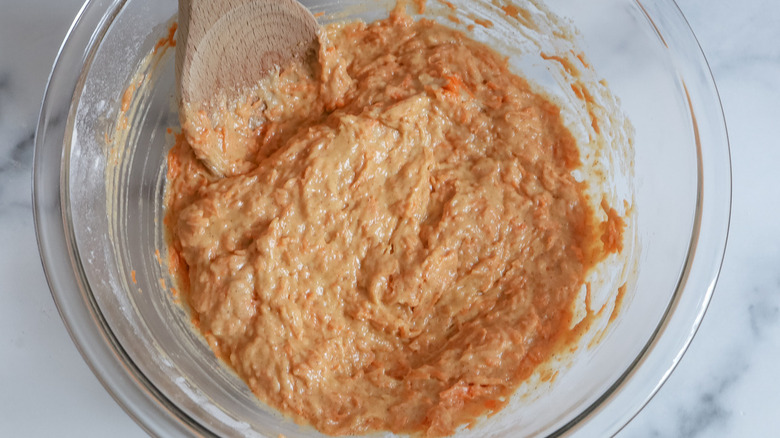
left=176, top=0, right=319, bottom=177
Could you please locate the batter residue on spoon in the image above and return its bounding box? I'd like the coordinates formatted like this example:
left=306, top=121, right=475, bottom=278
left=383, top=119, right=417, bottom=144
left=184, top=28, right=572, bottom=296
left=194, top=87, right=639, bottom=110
left=165, top=6, right=623, bottom=437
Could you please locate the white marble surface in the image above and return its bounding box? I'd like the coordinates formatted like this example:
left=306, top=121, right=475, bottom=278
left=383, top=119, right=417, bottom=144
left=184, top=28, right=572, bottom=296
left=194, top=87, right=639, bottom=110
left=1, top=0, right=777, bottom=436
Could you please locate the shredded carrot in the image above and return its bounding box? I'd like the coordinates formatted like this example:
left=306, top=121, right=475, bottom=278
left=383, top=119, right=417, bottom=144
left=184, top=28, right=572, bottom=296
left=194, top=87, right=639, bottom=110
left=540, top=52, right=580, bottom=76
left=609, top=284, right=628, bottom=323
left=501, top=4, right=520, bottom=18
left=600, top=199, right=625, bottom=253
left=153, top=22, right=177, bottom=53
left=576, top=52, right=590, bottom=68
left=120, top=84, right=135, bottom=113
left=590, top=111, right=600, bottom=134
left=437, top=0, right=455, bottom=10
left=443, top=74, right=463, bottom=94
left=570, top=83, right=584, bottom=99
left=473, top=18, right=493, bottom=28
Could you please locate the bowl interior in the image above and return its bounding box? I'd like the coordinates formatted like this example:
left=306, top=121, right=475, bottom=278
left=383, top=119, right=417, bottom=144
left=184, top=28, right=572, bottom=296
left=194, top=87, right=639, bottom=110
left=50, top=0, right=725, bottom=436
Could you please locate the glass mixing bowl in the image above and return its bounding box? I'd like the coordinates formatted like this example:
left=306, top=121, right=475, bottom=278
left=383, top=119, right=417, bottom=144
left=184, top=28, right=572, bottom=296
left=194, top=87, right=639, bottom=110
left=34, top=0, right=730, bottom=436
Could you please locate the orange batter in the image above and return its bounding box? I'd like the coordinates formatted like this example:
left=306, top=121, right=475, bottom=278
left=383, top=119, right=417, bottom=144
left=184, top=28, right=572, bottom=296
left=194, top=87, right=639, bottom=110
left=166, top=9, right=620, bottom=437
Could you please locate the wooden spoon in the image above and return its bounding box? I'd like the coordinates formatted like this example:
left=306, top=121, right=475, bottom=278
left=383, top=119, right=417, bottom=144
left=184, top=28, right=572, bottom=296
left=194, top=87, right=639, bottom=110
left=175, top=0, right=319, bottom=176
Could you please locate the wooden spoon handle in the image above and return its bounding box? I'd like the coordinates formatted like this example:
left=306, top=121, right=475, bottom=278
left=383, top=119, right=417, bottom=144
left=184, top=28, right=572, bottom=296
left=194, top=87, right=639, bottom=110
left=176, top=0, right=319, bottom=106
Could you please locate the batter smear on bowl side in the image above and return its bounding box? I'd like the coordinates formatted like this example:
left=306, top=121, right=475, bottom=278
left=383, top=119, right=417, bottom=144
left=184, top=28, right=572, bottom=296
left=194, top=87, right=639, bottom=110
left=165, top=6, right=624, bottom=437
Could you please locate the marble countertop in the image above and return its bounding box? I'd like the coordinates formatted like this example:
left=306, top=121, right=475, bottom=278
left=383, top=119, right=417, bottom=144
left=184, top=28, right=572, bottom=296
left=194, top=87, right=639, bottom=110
left=2, top=0, right=777, bottom=436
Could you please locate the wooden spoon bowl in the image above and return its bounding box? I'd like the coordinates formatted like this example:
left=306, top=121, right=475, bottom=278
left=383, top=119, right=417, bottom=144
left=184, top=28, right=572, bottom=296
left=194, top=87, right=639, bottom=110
left=176, top=0, right=319, bottom=107
left=175, top=0, right=319, bottom=177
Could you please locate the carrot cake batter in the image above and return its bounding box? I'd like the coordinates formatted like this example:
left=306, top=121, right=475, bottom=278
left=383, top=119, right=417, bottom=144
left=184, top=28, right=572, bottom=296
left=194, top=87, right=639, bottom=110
left=166, top=7, right=620, bottom=437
